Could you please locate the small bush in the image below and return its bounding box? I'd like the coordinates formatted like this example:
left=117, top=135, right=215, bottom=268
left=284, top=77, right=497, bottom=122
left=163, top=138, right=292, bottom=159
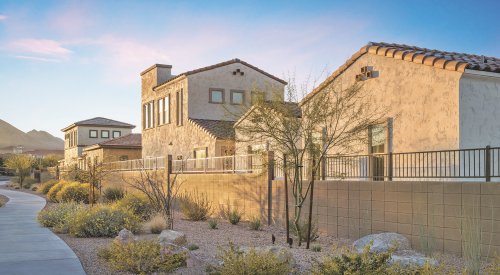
left=188, top=242, right=199, bottom=250
left=31, top=185, right=39, bottom=191
left=485, top=252, right=500, bottom=275
left=249, top=215, right=261, bottom=230
left=224, top=206, right=244, bottom=225
left=289, top=215, right=320, bottom=243
left=145, top=212, right=168, bottom=234
left=0, top=199, right=5, bottom=207
left=10, top=177, right=18, bottom=183
left=115, top=193, right=153, bottom=221
left=36, top=201, right=84, bottom=228
left=47, top=180, right=71, bottom=202
left=14, top=186, right=20, bottom=189
left=58, top=182, right=99, bottom=204
left=70, top=205, right=142, bottom=237
left=24, top=176, right=36, bottom=185
left=103, top=186, right=125, bottom=203
left=205, top=239, right=292, bottom=275
left=97, top=238, right=187, bottom=274
left=208, top=217, right=218, bottom=229
left=178, top=189, right=214, bottom=221
left=310, top=244, right=322, bottom=252
left=41, top=180, right=59, bottom=194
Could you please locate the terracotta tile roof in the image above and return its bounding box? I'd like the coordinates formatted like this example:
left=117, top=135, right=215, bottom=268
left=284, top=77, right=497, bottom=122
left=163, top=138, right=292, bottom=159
left=152, top=58, right=287, bottom=91
left=188, top=118, right=235, bottom=139
left=299, top=41, right=500, bottom=106
left=62, top=117, right=136, bottom=132
left=96, top=133, right=141, bottom=147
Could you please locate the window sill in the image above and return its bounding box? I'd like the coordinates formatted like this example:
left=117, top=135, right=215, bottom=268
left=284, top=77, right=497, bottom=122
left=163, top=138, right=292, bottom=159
left=158, top=123, right=171, bottom=128
left=209, top=101, right=225, bottom=104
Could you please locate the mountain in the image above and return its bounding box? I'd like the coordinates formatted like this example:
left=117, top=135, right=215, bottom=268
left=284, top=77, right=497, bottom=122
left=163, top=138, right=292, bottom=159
left=0, top=119, right=64, bottom=150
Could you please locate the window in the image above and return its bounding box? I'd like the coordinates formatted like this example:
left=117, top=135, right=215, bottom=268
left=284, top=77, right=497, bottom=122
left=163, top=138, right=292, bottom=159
left=158, top=96, right=170, bottom=125
left=251, top=91, right=265, bottom=104
left=177, top=89, right=183, bottom=126
left=371, top=125, right=385, bottom=154
left=143, top=101, right=155, bottom=129
left=113, top=131, right=121, bottom=138
left=251, top=144, right=266, bottom=153
left=194, top=148, right=206, bottom=170
left=101, top=130, right=109, bottom=138
left=119, top=155, right=128, bottom=161
left=230, top=90, right=245, bottom=105
left=89, top=130, right=98, bottom=138
left=209, top=88, right=225, bottom=103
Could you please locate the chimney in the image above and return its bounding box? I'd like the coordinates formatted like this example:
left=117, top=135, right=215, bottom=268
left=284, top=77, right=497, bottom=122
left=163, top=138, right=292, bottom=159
left=140, top=64, right=173, bottom=90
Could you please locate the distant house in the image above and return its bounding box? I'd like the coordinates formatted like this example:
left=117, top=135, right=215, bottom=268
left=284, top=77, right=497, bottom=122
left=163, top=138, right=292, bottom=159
left=0, top=145, right=34, bottom=154
left=21, top=149, right=64, bottom=158
left=82, top=133, right=142, bottom=162
left=61, top=117, right=136, bottom=165
left=140, top=59, right=286, bottom=160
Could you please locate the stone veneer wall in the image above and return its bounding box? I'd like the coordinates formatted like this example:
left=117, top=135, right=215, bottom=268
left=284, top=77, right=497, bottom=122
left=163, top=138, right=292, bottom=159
left=270, top=180, right=500, bottom=258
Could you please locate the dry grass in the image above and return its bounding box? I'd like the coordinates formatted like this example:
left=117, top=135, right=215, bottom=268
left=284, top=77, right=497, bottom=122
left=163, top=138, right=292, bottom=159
left=144, top=212, right=169, bottom=234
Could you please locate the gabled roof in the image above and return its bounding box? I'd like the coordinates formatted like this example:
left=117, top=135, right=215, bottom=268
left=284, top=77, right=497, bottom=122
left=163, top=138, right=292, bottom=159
left=83, top=133, right=141, bottom=151
left=152, top=58, right=287, bottom=91
left=234, top=101, right=301, bottom=127
left=188, top=118, right=235, bottom=140
left=300, top=41, right=500, bottom=106
left=62, top=117, right=136, bottom=132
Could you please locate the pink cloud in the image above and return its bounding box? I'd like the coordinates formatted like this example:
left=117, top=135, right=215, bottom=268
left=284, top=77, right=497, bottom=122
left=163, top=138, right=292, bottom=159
left=0, top=15, right=7, bottom=20
left=14, top=55, right=61, bottom=62
left=6, top=38, right=73, bottom=56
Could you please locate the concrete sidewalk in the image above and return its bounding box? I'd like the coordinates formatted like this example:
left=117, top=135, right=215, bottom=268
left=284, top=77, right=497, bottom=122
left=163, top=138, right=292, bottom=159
left=0, top=181, right=86, bottom=275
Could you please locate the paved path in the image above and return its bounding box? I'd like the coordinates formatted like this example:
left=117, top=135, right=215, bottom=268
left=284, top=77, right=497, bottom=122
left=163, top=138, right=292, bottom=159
left=0, top=181, right=86, bottom=275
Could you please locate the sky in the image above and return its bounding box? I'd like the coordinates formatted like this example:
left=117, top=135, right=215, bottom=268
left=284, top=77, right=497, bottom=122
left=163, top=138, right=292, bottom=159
left=0, top=0, right=499, bottom=139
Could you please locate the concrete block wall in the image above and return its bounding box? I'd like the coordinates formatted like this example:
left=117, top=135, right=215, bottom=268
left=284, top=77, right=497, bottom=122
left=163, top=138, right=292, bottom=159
left=271, top=180, right=500, bottom=257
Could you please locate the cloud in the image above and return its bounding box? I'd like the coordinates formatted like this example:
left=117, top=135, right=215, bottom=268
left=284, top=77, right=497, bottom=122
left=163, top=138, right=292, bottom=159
left=0, top=15, right=7, bottom=20
left=14, top=55, right=61, bottom=62
left=6, top=38, right=73, bottom=56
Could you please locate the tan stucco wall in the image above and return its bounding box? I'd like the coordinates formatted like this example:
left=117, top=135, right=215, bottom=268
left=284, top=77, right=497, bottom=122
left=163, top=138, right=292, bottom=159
left=83, top=147, right=142, bottom=163
left=459, top=71, right=500, bottom=149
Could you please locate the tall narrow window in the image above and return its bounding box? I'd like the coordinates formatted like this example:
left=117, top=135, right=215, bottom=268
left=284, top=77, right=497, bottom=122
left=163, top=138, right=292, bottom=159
left=143, top=104, right=147, bottom=129
left=177, top=89, right=183, bottom=126
left=157, top=96, right=170, bottom=125
left=149, top=102, right=154, bottom=128
left=158, top=98, right=163, bottom=125
left=371, top=125, right=385, bottom=154
left=165, top=96, right=170, bottom=124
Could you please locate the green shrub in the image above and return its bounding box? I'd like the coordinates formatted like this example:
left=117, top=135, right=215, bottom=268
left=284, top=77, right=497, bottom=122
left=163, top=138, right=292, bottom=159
left=224, top=206, right=244, bottom=225
left=178, top=189, right=214, bottom=221
left=97, top=238, right=187, bottom=274
left=47, top=181, right=71, bottom=202
left=205, top=239, right=292, bottom=275
left=58, top=182, right=99, bottom=204
left=31, top=185, right=38, bottom=191
left=310, top=244, right=322, bottom=252
left=145, top=212, right=168, bottom=234
left=289, top=215, right=319, bottom=243
left=485, top=252, right=500, bottom=275
left=10, top=177, right=18, bottom=183
left=24, top=176, right=36, bottom=185
left=41, top=180, right=59, bottom=194
left=36, top=201, right=84, bottom=228
left=14, top=186, right=20, bottom=189
left=115, top=193, right=153, bottom=221
left=188, top=242, right=199, bottom=250
left=249, top=215, right=261, bottom=230
left=103, top=186, right=125, bottom=202
left=0, top=199, right=5, bottom=207
left=208, top=217, right=218, bottom=229
left=70, top=205, right=142, bottom=237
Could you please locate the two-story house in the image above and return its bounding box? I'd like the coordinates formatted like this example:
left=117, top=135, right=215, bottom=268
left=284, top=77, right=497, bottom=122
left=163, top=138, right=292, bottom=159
left=140, top=59, right=287, bottom=160
left=61, top=117, right=136, bottom=165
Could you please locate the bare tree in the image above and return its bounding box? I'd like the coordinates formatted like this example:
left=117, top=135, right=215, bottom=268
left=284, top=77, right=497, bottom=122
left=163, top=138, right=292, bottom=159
left=224, top=71, right=392, bottom=247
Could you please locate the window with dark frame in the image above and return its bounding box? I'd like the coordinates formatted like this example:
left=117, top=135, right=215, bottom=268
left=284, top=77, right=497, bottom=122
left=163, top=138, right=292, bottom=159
left=113, top=131, right=121, bottom=138
left=89, top=130, right=98, bottom=138
left=209, top=88, right=225, bottom=103
left=177, top=89, right=183, bottom=126
left=143, top=101, right=155, bottom=129
left=101, top=130, right=109, bottom=139
left=251, top=91, right=265, bottom=104
left=230, top=90, right=245, bottom=105
left=158, top=96, right=170, bottom=125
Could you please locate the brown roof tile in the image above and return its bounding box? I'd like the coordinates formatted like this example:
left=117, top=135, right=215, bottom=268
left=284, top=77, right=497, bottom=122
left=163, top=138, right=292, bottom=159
left=188, top=118, right=235, bottom=140
left=299, top=41, right=500, bottom=106
left=97, top=133, right=142, bottom=147
left=152, top=59, right=287, bottom=91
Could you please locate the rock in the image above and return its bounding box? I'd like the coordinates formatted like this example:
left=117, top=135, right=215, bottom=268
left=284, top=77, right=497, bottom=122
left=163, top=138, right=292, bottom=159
left=160, top=243, right=202, bottom=267
left=241, top=246, right=296, bottom=267
left=114, top=229, right=137, bottom=246
left=389, top=250, right=437, bottom=268
left=157, top=230, right=186, bottom=246
left=352, top=233, right=411, bottom=254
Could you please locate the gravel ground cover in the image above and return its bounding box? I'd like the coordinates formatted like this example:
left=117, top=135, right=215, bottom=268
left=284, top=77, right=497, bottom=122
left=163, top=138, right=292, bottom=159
left=0, top=194, right=9, bottom=204
left=0, top=185, right=480, bottom=274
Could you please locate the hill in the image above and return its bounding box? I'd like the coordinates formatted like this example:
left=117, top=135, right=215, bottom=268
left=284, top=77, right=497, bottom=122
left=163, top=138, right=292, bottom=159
left=0, top=119, right=64, bottom=150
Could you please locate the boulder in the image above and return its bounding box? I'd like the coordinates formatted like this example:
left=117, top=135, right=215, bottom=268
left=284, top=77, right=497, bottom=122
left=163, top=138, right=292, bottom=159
left=160, top=243, right=202, bottom=267
left=352, top=233, right=411, bottom=254
left=241, top=246, right=296, bottom=267
left=114, top=229, right=137, bottom=246
left=389, top=250, right=437, bottom=268
left=157, top=230, right=186, bottom=246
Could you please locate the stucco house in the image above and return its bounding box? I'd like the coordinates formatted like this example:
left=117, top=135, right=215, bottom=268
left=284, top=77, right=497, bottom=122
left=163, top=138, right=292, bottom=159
left=140, top=59, right=287, bottom=160
left=61, top=117, right=136, bottom=165
left=82, top=133, right=142, bottom=162
left=21, top=149, right=64, bottom=158
left=0, top=145, right=34, bottom=154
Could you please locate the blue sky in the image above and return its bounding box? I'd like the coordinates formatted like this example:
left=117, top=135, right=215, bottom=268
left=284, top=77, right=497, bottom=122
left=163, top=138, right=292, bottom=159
left=0, top=0, right=499, bottom=139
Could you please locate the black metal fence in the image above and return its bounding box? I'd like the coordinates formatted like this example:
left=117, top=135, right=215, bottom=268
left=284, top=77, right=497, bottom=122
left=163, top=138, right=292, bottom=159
left=321, top=146, right=499, bottom=181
